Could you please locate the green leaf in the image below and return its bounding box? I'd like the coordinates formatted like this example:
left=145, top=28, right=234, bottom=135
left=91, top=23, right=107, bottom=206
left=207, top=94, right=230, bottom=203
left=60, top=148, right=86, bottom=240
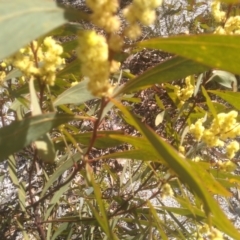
left=51, top=223, right=69, bottom=240
left=116, top=56, right=209, bottom=94
left=201, top=86, right=217, bottom=118
left=55, top=131, right=129, bottom=150
left=44, top=181, right=71, bottom=220
left=0, top=0, right=67, bottom=59
left=137, top=35, right=240, bottom=75
left=112, top=99, right=240, bottom=239
left=29, top=78, right=56, bottom=163
left=155, top=111, right=165, bottom=126
left=89, top=172, right=113, bottom=238
left=147, top=202, right=169, bottom=240
left=53, top=79, right=95, bottom=106
left=8, top=155, right=26, bottom=211
left=62, top=39, right=78, bottom=54
left=208, top=90, right=240, bottom=110
left=0, top=113, right=79, bottom=161
left=100, top=149, right=157, bottom=161
left=57, top=59, right=81, bottom=78
left=155, top=95, right=165, bottom=110
left=189, top=161, right=231, bottom=196
left=207, top=70, right=237, bottom=90
left=40, top=152, right=82, bottom=198
left=49, top=22, right=83, bottom=36
left=4, top=68, right=22, bottom=81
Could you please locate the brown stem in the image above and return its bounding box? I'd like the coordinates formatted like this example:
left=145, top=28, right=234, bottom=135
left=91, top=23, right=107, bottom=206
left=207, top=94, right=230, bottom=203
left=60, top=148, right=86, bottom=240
left=84, top=97, right=109, bottom=158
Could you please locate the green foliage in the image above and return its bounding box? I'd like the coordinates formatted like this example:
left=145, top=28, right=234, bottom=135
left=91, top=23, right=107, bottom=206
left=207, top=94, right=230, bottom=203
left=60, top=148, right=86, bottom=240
left=1, top=0, right=240, bottom=239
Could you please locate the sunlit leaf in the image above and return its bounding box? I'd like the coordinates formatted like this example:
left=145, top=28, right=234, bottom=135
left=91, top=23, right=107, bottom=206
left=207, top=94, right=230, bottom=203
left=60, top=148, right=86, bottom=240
left=40, top=152, right=82, bottom=198
left=116, top=56, right=209, bottom=95
left=137, top=35, right=240, bottom=75
left=112, top=98, right=240, bottom=239
left=29, top=78, right=56, bottom=163
left=57, top=59, right=81, bottom=78
left=202, top=86, right=217, bottom=118
left=155, top=111, right=165, bottom=126
left=208, top=90, right=240, bottom=110
left=0, top=0, right=67, bottom=59
left=51, top=223, right=70, bottom=240
left=53, top=79, right=95, bottom=106
left=207, top=70, right=237, bottom=90
left=8, top=155, right=26, bottom=211
left=0, top=113, right=82, bottom=161
left=44, top=182, right=71, bottom=220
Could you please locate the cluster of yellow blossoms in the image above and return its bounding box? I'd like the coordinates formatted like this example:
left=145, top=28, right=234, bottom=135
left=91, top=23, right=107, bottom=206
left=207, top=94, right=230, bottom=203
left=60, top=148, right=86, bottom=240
left=174, top=76, right=194, bottom=106
left=77, top=31, right=112, bottom=96
left=211, top=0, right=226, bottom=23
left=212, top=0, right=240, bottom=34
left=8, top=37, right=64, bottom=86
left=0, top=62, right=6, bottom=85
left=194, top=224, right=224, bottom=240
left=86, top=0, right=120, bottom=33
left=78, top=0, right=162, bottom=96
left=161, top=183, right=174, bottom=198
left=190, top=110, right=240, bottom=159
left=123, top=0, right=163, bottom=39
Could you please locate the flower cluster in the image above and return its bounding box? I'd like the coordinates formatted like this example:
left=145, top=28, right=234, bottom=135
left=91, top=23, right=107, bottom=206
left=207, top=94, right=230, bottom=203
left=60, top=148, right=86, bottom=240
left=212, top=0, right=240, bottom=35
left=123, top=0, right=163, bottom=39
left=215, top=16, right=240, bottom=35
left=86, top=0, right=120, bottom=33
left=218, top=159, right=237, bottom=172
left=174, top=76, right=194, bottom=106
left=226, top=141, right=239, bottom=159
left=161, top=183, right=174, bottom=198
left=77, top=31, right=112, bottom=96
left=190, top=110, right=240, bottom=158
left=0, top=71, right=6, bottom=85
left=194, top=224, right=224, bottom=240
left=0, top=62, right=7, bottom=85
left=211, top=0, right=226, bottom=23
left=8, top=37, right=64, bottom=86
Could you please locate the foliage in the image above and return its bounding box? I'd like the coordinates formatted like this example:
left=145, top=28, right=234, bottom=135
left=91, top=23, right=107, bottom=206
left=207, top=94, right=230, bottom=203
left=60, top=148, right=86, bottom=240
left=1, top=0, right=240, bottom=239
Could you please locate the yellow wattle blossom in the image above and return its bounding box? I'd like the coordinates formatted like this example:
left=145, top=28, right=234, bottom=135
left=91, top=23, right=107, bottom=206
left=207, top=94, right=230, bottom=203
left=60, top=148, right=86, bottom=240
left=86, top=0, right=120, bottom=33
left=77, top=30, right=113, bottom=96
left=161, top=183, right=174, bottom=198
left=174, top=76, right=194, bottom=106
left=189, top=118, right=205, bottom=141
left=123, top=0, right=163, bottom=39
left=8, top=37, right=64, bottom=86
left=202, top=129, right=224, bottom=147
left=178, top=145, right=185, bottom=154
left=124, top=23, right=142, bottom=40
left=226, top=141, right=239, bottom=159
left=190, top=111, right=240, bottom=151
left=0, top=71, right=6, bottom=85
left=211, top=0, right=226, bottom=23
left=224, top=16, right=240, bottom=34
left=108, top=34, right=123, bottom=52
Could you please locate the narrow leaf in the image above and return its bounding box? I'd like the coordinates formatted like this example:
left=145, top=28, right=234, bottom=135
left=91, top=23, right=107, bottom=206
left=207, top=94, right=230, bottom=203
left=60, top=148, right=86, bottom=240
left=116, top=56, right=209, bottom=95
left=138, top=35, right=240, bottom=75
left=53, top=79, right=95, bottom=106
left=112, top=99, right=240, bottom=239
left=0, top=113, right=78, bottom=161
left=0, top=0, right=67, bottom=59
left=29, top=78, right=56, bottom=163
left=208, top=90, right=240, bottom=110
left=44, top=182, right=71, bottom=220
left=40, top=152, right=82, bottom=198
left=201, top=86, right=217, bottom=118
